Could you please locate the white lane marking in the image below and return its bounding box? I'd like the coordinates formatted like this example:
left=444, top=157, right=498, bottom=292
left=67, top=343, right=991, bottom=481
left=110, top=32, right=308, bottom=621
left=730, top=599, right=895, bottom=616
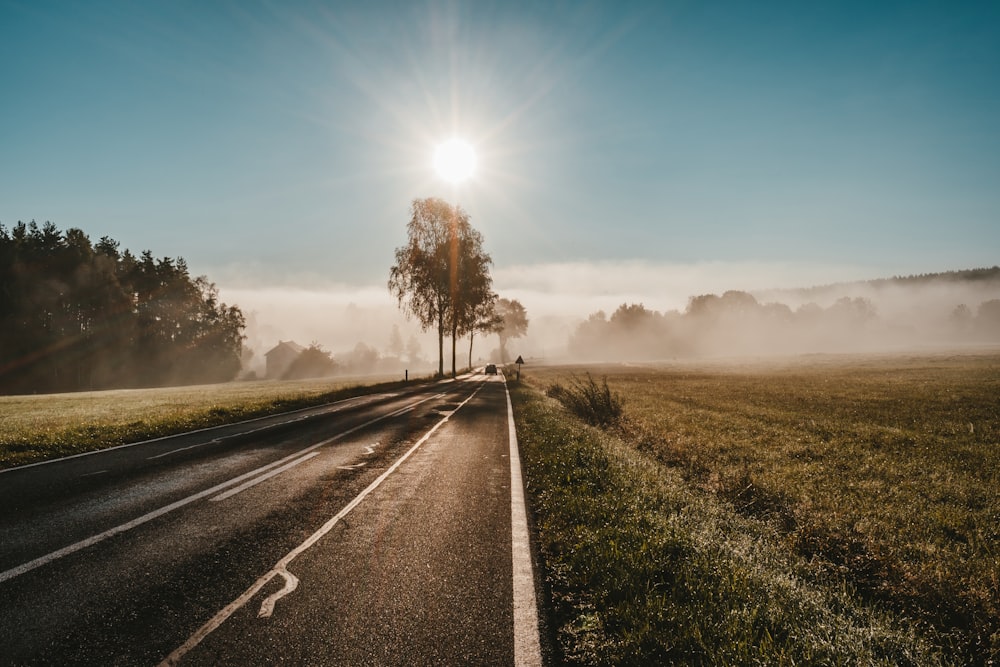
left=79, top=470, right=108, bottom=478
left=505, top=375, right=543, bottom=667
left=363, top=443, right=378, bottom=455
left=336, top=463, right=366, bottom=471
left=255, top=386, right=482, bottom=621
left=148, top=414, right=311, bottom=461
left=0, top=453, right=303, bottom=585
left=0, top=392, right=443, bottom=585
left=148, top=440, right=218, bottom=460
left=210, top=453, right=320, bottom=502
left=259, top=569, right=298, bottom=618
left=159, top=384, right=485, bottom=666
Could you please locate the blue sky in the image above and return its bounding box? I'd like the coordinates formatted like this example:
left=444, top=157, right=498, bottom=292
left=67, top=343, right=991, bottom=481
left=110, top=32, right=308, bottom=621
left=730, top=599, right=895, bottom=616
left=2, top=0, right=998, bottom=325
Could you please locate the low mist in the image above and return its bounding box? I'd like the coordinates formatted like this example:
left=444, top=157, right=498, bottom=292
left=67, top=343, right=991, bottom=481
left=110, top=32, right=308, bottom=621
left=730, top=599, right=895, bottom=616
left=224, top=286, right=512, bottom=380
left=565, top=268, right=1000, bottom=361
left=222, top=265, right=1000, bottom=378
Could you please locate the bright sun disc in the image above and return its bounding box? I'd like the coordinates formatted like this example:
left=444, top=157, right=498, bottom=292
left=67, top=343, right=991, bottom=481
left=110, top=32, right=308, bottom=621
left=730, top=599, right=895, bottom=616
left=433, top=138, right=476, bottom=183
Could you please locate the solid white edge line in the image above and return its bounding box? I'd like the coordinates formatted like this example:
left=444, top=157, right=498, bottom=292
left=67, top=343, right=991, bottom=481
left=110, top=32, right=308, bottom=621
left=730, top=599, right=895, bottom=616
left=505, top=375, right=543, bottom=667
left=0, top=392, right=442, bottom=585
left=158, top=383, right=485, bottom=666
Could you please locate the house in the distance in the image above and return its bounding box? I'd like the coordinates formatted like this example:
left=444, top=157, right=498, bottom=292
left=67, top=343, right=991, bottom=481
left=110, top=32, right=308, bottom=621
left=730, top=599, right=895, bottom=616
left=264, top=340, right=305, bottom=379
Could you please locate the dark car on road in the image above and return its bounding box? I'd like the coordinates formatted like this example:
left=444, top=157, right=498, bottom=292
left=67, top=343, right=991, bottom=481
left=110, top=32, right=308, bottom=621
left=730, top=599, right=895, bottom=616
left=485, top=364, right=497, bottom=375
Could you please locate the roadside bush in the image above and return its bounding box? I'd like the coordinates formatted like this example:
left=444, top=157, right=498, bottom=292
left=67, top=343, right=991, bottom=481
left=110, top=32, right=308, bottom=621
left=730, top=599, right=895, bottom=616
left=546, top=373, right=624, bottom=428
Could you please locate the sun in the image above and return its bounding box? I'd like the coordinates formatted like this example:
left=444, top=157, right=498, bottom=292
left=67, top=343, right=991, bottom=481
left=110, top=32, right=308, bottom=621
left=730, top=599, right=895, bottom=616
left=433, top=138, right=477, bottom=184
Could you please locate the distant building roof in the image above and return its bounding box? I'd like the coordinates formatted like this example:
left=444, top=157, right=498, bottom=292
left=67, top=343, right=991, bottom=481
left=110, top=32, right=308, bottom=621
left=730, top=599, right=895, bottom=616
left=265, top=340, right=305, bottom=358
left=264, top=340, right=307, bottom=380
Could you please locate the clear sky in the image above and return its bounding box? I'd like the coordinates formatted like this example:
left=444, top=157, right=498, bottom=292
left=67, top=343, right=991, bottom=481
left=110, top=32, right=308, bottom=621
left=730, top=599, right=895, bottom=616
left=2, top=0, right=999, bottom=330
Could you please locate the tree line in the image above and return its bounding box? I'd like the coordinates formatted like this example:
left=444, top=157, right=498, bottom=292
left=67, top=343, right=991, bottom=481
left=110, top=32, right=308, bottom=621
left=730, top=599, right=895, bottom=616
left=568, top=290, right=1000, bottom=360
left=0, top=221, right=245, bottom=394
left=388, top=198, right=527, bottom=376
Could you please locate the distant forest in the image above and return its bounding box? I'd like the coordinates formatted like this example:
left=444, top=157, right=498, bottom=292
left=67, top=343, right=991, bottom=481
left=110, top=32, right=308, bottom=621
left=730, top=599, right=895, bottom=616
left=0, top=221, right=245, bottom=394
left=569, top=268, right=1000, bottom=360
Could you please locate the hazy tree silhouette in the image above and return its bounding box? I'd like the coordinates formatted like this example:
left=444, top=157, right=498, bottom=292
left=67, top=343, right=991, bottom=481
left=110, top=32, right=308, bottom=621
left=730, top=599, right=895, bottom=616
left=494, top=297, right=528, bottom=362
left=0, top=221, right=245, bottom=393
left=283, top=343, right=337, bottom=379
left=452, top=249, right=495, bottom=374
left=405, top=334, right=423, bottom=365
left=387, top=324, right=405, bottom=358
left=566, top=291, right=899, bottom=360
left=978, top=299, right=1000, bottom=333
left=388, top=198, right=494, bottom=377
left=465, top=291, right=501, bottom=369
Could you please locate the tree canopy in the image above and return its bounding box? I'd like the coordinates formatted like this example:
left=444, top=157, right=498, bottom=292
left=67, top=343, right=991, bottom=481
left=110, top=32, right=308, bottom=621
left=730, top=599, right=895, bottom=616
left=388, top=198, right=494, bottom=376
left=495, top=297, right=529, bottom=362
left=0, top=221, right=245, bottom=394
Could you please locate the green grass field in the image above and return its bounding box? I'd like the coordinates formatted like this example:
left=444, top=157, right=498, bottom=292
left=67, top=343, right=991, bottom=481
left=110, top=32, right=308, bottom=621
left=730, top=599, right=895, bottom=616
left=515, top=351, right=999, bottom=665
left=0, top=374, right=417, bottom=469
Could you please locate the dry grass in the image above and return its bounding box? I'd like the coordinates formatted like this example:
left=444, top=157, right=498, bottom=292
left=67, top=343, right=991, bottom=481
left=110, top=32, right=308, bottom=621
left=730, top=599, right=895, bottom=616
left=526, top=351, right=1000, bottom=664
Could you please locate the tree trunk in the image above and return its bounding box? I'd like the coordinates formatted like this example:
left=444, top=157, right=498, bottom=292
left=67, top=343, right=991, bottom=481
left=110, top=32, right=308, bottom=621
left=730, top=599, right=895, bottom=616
left=468, top=332, right=474, bottom=369
left=451, top=319, right=458, bottom=377
left=437, top=312, right=444, bottom=377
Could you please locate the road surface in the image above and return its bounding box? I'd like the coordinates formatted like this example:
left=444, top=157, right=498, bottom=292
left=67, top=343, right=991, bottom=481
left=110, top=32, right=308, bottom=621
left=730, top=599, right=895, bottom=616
left=0, top=371, right=542, bottom=665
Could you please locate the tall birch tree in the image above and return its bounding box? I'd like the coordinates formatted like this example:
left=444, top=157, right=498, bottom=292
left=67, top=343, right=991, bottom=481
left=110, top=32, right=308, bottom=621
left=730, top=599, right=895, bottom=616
left=388, top=197, right=493, bottom=377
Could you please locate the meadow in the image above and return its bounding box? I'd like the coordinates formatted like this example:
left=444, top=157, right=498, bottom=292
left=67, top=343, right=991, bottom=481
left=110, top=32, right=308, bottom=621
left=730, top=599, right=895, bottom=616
left=0, top=373, right=416, bottom=469
left=514, top=351, right=999, bottom=665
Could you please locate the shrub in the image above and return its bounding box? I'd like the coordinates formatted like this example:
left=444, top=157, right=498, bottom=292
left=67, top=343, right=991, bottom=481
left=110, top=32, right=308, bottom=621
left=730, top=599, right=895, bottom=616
left=546, top=373, right=624, bottom=428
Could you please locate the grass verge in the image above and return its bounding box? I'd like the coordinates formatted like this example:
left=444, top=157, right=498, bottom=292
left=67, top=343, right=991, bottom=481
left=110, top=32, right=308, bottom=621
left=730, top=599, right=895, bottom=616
left=0, top=376, right=424, bottom=469
left=510, top=378, right=952, bottom=665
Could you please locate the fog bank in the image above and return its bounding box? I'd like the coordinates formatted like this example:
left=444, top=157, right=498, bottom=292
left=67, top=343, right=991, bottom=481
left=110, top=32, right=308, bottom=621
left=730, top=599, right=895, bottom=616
left=218, top=262, right=1000, bottom=373
left=566, top=268, right=1000, bottom=361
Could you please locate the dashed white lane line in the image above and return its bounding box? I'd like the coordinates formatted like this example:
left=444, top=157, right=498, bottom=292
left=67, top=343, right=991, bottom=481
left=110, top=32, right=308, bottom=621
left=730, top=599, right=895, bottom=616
left=158, top=384, right=485, bottom=667
left=505, top=375, right=543, bottom=667
left=0, top=393, right=444, bottom=585
left=210, top=453, right=320, bottom=502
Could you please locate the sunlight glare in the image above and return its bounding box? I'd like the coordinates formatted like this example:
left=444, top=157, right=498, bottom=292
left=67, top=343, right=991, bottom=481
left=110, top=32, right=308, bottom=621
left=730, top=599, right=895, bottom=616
left=433, top=138, right=477, bottom=184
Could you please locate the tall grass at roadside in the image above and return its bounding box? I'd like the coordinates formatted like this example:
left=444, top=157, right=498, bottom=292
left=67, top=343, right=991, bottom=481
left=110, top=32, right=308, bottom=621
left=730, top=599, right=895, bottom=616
left=545, top=373, right=624, bottom=427
left=526, top=353, right=999, bottom=664
left=511, top=381, right=947, bottom=665
left=0, top=375, right=419, bottom=469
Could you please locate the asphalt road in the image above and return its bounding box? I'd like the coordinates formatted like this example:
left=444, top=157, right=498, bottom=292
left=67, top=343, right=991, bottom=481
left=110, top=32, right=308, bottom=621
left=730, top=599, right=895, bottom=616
left=0, top=371, right=542, bottom=666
